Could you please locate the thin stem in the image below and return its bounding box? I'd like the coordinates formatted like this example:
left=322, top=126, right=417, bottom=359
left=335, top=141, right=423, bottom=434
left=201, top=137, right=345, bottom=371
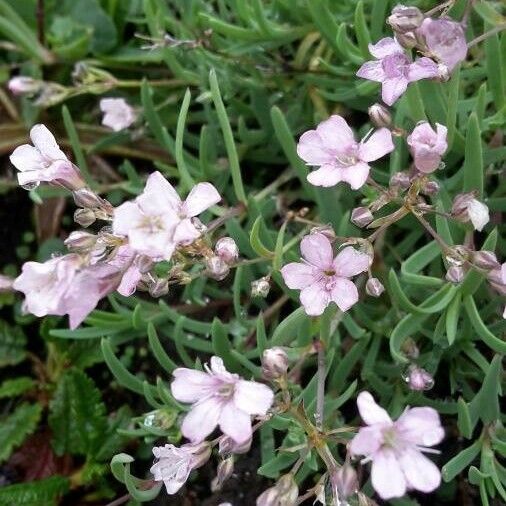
left=105, top=494, right=131, bottom=506
left=424, top=0, right=455, bottom=17
left=315, top=341, right=325, bottom=431
left=36, top=0, right=45, bottom=44
left=412, top=211, right=451, bottom=254
left=467, top=24, right=506, bottom=48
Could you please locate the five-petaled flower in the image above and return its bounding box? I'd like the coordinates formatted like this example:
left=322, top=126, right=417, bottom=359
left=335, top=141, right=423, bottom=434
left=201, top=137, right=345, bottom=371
left=281, top=233, right=370, bottom=316
left=10, top=124, right=85, bottom=190
left=113, top=171, right=220, bottom=260
left=297, top=115, right=394, bottom=189
left=407, top=121, right=448, bottom=173
left=349, top=391, right=444, bottom=500
left=170, top=356, right=274, bottom=444
left=357, top=37, right=439, bottom=105
left=100, top=98, right=137, bottom=132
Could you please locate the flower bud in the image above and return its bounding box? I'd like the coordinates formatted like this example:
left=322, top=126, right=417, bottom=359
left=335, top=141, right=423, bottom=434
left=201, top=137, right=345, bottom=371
left=148, top=278, right=169, bottom=298
left=215, top=237, right=239, bottom=265
left=487, top=266, right=506, bottom=296
left=421, top=180, right=440, bottom=196
left=262, top=347, right=289, bottom=379
left=310, top=225, right=336, bottom=241
left=74, top=208, right=96, bottom=227
left=331, top=463, right=359, bottom=500
left=191, top=442, right=213, bottom=469
left=73, top=188, right=113, bottom=212
left=395, top=30, right=418, bottom=49
left=351, top=207, right=373, bottom=228
left=0, top=274, right=14, bottom=292
left=64, top=231, right=97, bottom=252
left=8, top=76, right=42, bottom=96
left=437, top=63, right=450, bottom=82
left=256, top=474, right=298, bottom=506
left=387, top=5, right=424, bottom=33
left=251, top=276, right=270, bottom=298
left=368, top=103, right=392, bottom=129
left=390, top=171, right=411, bottom=189
left=472, top=251, right=500, bottom=271
left=205, top=255, right=230, bottom=281
left=446, top=265, right=465, bottom=284
left=451, top=192, right=475, bottom=219
left=211, top=456, right=234, bottom=492
left=365, top=277, right=385, bottom=297
left=219, top=435, right=252, bottom=455
left=404, top=364, right=434, bottom=391
left=451, top=193, right=490, bottom=231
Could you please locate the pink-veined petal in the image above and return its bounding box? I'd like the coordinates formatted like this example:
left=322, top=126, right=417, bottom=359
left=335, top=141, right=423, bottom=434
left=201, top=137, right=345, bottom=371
left=396, top=407, right=444, bottom=447
left=357, top=391, right=392, bottom=425
left=359, top=128, right=395, bottom=162
left=219, top=402, right=253, bottom=444
left=113, top=201, right=142, bottom=236
left=144, top=171, right=181, bottom=208
left=234, top=380, right=274, bottom=416
left=435, top=123, right=448, bottom=152
left=297, top=130, right=334, bottom=166
left=333, top=247, right=370, bottom=277
left=356, top=60, right=386, bottom=82
left=306, top=164, right=343, bottom=187
left=315, top=115, right=356, bottom=150
left=171, top=368, right=217, bottom=403
left=181, top=397, right=222, bottom=443
left=30, top=124, right=67, bottom=161
left=368, top=37, right=404, bottom=58
left=300, top=233, right=334, bottom=269
left=330, top=278, right=359, bottom=312
left=399, top=447, right=441, bottom=493
left=371, top=448, right=407, bottom=499
left=183, top=182, right=221, bottom=217
left=349, top=426, right=383, bottom=456
left=408, top=57, right=439, bottom=81
left=280, top=262, right=315, bottom=290
left=117, top=263, right=142, bottom=296
left=340, top=162, right=370, bottom=190
left=10, top=144, right=45, bottom=172
left=381, top=77, right=409, bottom=106
left=173, top=218, right=201, bottom=244
left=300, top=281, right=329, bottom=316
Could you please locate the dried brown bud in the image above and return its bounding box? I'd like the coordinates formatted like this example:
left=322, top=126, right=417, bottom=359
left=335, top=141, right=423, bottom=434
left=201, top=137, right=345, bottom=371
left=211, top=456, right=234, bottom=492
left=387, top=5, right=424, bottom=33
left=74, top=208, right=96, bottom=227
left=256, top=474, right=298, bottom=506
left=64, top=231, right=97, bottom=252
left=251, top=276, right=271, bottom=298
left=351, top=207, right=373, bottom=228
left=368, top=103, right=392, bottom=129
left=366, top=277, right=385, bottom=297
left=395, top=30, right=418, bottom=49
left=390, top=171, right=411, bottom=189
left=262, top=347, right=289, bottom=379
left=445, top=265, right=465, bottom=284
left=148, top=278, right=169, bottom=298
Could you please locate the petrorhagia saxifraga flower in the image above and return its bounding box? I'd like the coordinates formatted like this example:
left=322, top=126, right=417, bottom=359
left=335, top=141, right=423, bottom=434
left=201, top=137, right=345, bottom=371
left=407, top=121, right=448, bottom=174
left=281, top=233, right=370, bottom=316
left=170, top=356, right=274, bottom=445
left=296, top=115, right=394, bottom=189
left=100, top=97, right=137, bottom=132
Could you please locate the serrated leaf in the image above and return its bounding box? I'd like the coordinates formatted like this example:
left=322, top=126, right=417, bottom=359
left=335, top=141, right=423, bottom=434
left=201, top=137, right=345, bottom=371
left=0, top=377, right=34, bottom=398
left=0, top=476, right=69, bottom=506
left=0, top=403, right=42, bottom=463
left=0, top=320, right=27, bottom=367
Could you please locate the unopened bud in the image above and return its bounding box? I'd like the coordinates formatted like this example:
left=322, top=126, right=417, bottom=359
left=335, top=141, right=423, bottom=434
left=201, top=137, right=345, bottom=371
left=205, top=255, right=230, bottom=281
left=487, top=265, right=506, bottom=295
left=191, top=442, right=213, bottom=468
left=451, top=193, right=490, bottom=231
left=395, top=30, right=418, bottom=49
left=64, top=231, right=97, bottom=252
left=74, top=208, right=96, bottom=227
left=256, top=474, right=298, bottom=506
left=8, top=76, right=42, bottom=96
left=390, top=171, right=411, bottom=189
left=219, top=435, right=252, bottom=455
left=148, top=278, right=169, bottom=297
left=73, top=188, right=113, bottom=212
left=421, top=180, right=440, bottom=196
left=387, top=5, right=424, bottom=33
left=331, top=463, right=359, bottom=500
left=310, top=225, right=336, bottom=241
left=262, top=347, right=289, bottom=379
left=446, top=265, right=465, bottom=284
left=437, top=63, right=450, bottom=82
left=451, top=192, right=475, bottom=219
left=0, top=274, right=14, bottom=292
left=215, top=237, right=239, bottom=265
left=351, top=207, right=373, bottom=228
left=404, top=364, right=434, bottom=391
left=472, top=251, right=500, bottom=271
left=366, top=277, right=385, bottom=297
left=211, top=456, right=234, bottom=492
left=251, top=276, right=270, bottom=298
left=368, top=103, right=392, bottom=129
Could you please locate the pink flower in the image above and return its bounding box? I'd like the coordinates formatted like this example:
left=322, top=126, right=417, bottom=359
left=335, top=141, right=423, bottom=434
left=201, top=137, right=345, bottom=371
left=407, top=121, right=448, bottom=173
left=357, top=38, right=439, bottom=105
left=100, top=98, right=137, bottom=131
left=416, top=18, right=467, bottom=72
left=170, top=356, right=274, bottom=444
left=280, top=233, right=370, bottom=316
left=150, top=442, right=211, bottom=494
left=349, top=391, right=444, bottom=500
left=113, top=172, right=220, bottom=260
left=10, top=125, right=85, bottom=190
left=8, top=76, right=41, bottom=96
left=297, top=115, right=394, bottom=189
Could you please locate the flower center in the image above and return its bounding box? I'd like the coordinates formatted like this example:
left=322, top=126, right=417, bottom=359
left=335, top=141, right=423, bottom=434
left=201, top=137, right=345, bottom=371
left=139, top=215, right=165, bottom=233
left=217, top=382, right=235, bottom=399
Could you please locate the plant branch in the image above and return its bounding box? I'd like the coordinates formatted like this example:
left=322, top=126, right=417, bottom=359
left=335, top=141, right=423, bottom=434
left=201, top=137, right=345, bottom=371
left=467, top=24, right=506, bottom=48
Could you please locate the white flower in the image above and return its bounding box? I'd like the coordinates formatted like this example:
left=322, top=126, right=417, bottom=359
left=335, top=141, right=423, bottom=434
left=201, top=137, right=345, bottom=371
left=467, top=199, right=489, bottom=231
left=100, top=98, right=136, bottom=131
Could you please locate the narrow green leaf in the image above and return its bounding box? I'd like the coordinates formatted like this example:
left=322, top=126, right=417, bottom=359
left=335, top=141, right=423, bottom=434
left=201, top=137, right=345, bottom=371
left=445, top=65, right=460, bottom=150
left=354, top=1, right=372, bottom=57
left=272, top=307, right=309, bottom=345
left=250, top=216, right=274, bottom=258
left=147, top=323, right=177, bottom=373
left=442, top=440, right=481, bottom=482
left=462, top=113, right=483, bottom=196
left=457, top=397, right=474, bottom=439
left=445, top=290, right=462, bottom=345
left=211, top=318, right=241, bottom=372
left=175, top=89, right=195, bottom=190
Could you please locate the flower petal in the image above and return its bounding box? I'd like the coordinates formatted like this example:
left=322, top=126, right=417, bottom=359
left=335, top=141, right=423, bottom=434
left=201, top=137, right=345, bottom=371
left=117, top=263, right=142, bottom=296
left=183, top=182, right=221, bottom=217
left=300, top=233, right=333, bottom=269
left=396, top=407, right=444, bottom=447
left=315, top=115, right=355, bottom=150
left=10, top=144, right=45, bottom=172
left=30, top=124, right=67, bottom=161
left=171, top=368, right=217, bottom=403
left=280, top=262, right=315, bottom=290
left=306, top=164, right=343, bottom=187
left=399, top=447, right=441, bottom=493
left=144, top=171, right=181, bottom=208
left=219, top=402, right=253, bottom=444
left=333, top=246, right=370, bottom=277
left=357, top=391, right=392, bottom=425
left=173, top=218, right=201, bottom=244
left=297, top=130, right=334, bottom=166
left=234, top=380, right=274, bottom=415
left=349, top=426, right=383, bottom=456
left=330, top=278, right=359, bottom=312
left=368, top=37, right=403, bottom=58
left=181, top=397, right=222, bottom=443
left=113, top=201, right=142, bottom=236
left=356, top=60, right=386, bottom=82
left=371, top=448, right=407, bottom=499
left=467, top=199, right=489, bottom=232
left=339, top=162, right=370, bottom=190
left=359, top=128, right=394, bottom=162
left=408, top=57, right=439, bottom=81
left=381, top=77, right=409, bottom=106
left=300, top=281, right=329, bottom=316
